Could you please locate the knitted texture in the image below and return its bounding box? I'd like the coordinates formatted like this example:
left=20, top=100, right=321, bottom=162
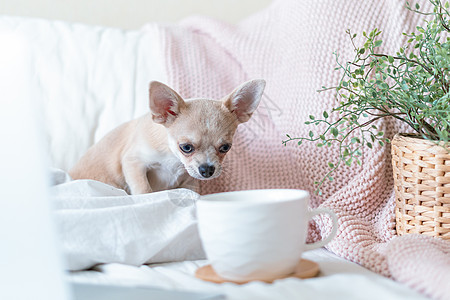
left=387, top=235, right=450, bottom=300
left=145, top=1, right=450, bottom=299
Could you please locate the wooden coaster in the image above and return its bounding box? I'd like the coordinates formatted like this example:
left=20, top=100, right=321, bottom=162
left=195, top=259, right=319, bottom=284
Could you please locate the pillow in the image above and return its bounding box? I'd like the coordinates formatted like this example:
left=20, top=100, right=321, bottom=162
left=0, top=16, right=167, bottom=171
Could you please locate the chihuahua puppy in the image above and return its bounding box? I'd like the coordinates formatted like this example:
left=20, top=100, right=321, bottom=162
left=69, top=79, right=265, bottom=194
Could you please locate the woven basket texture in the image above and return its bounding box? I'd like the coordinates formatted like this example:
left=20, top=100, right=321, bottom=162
left=391, top=134, right=450, bottom=240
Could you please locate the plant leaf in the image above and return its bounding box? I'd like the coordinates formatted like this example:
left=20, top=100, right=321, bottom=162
left=331, top=127, right=339, bottom=137
left=374, top=40, right=383, bottom=47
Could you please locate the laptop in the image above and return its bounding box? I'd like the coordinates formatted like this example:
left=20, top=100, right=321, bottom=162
left=0, top=31, right=224, bottom=300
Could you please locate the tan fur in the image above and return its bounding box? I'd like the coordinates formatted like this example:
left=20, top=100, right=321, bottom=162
left=69, top=79, right=265, bottom=195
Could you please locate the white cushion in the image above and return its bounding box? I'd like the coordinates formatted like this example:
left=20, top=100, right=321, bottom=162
left=0, top=16, right=167, bottom=170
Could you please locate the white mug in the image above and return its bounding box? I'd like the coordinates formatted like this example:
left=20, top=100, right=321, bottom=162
left=196, top=189, right=337, bottom=282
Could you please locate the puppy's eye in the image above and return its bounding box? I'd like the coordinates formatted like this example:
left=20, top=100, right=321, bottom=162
left=180, top=144, right=195, bottom=154
left=219, top=144, right=231, bottom=153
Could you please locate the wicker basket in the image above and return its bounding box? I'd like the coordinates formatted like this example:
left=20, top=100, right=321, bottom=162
left=391, top=134, right=450, bottom=240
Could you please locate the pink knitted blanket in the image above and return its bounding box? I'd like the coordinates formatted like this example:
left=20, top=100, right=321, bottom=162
left=146, top=0, right=450, bottom=299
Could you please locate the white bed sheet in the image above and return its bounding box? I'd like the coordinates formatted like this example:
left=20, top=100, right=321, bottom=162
left=0, top=16, right=431, bottom=300
left=69, top=248, right=429, bottom=300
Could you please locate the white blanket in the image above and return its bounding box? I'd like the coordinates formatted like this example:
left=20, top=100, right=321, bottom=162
left=52, top=169, right=429, bottom=300
left=50, top=169, right=205, bottom=271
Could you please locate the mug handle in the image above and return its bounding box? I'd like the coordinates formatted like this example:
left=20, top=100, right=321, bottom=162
left=304, top=207, right=338, bottom=251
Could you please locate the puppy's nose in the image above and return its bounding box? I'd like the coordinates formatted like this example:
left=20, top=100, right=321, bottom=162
left=198, top=164, right=215, bottom=178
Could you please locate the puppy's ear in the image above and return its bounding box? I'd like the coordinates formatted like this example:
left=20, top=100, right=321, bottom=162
left=149, top=81, right=186, bottom=126
left=223, top=79, right=266, bottom=123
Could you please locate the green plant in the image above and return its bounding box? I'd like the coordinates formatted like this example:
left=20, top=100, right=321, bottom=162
left=283, top=0, right=450, bottom=194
